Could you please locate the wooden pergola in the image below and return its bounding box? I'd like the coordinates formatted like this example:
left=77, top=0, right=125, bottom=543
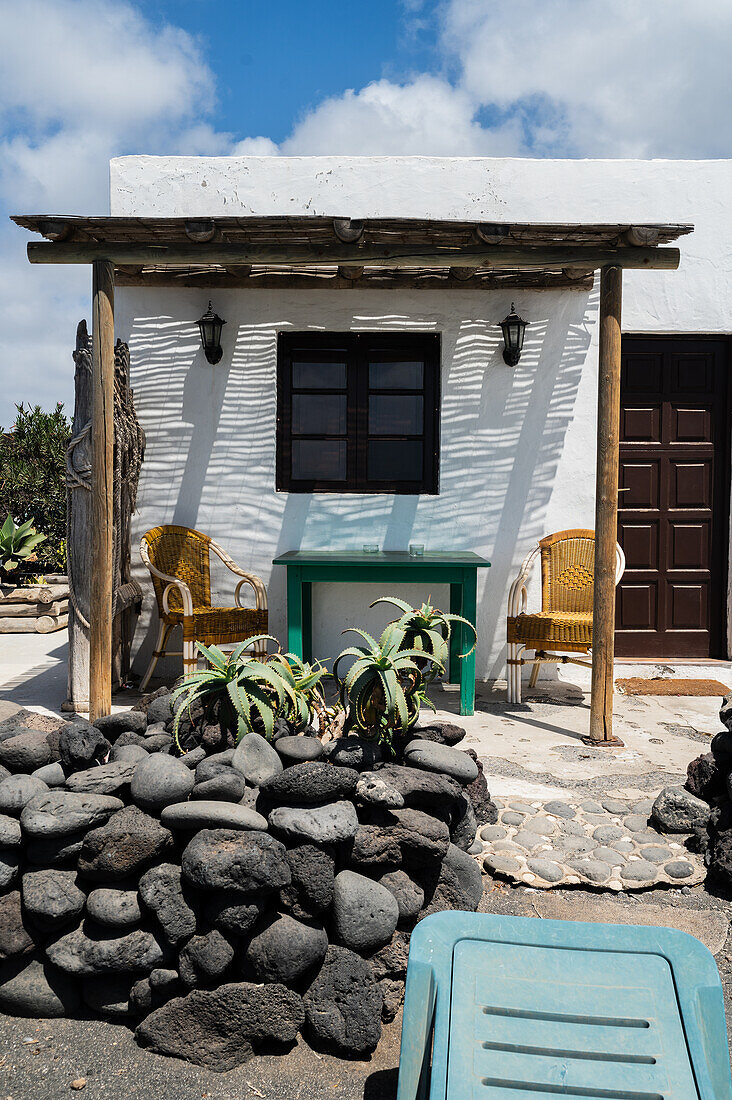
left=12, top=213, right=692, bottom=738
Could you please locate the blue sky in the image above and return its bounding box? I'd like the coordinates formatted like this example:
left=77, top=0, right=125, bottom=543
left=0, top=0, right=729, bottom=427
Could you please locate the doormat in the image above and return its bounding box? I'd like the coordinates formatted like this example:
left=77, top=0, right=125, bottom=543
left=616, top=677, right=730, bottom=697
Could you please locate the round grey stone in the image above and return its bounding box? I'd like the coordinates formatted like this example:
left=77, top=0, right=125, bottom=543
left=0, top=729, right=58, bottom=772
left=584, top=814, right=613, bottom=826
left=130, top=753, right=194, bottom=813
left=269, top=800, right=359, bottom=844
left=182, top=829, right=290, bottom=894
left=65, top=761, right=137, bottom=796
left=179, top=747, right=206, bottom=769
left=511, top=830, right=544, bottom=851
left=0, top=813, right=22, bottom=849
left=566, top=859, right=610, bottom=884
left=21, top=868, right=85, bottom=930
left=552, top=836, right=597, bottom=856
left=160, top=801, right=267, bottom=832
left=245, top=913, right=328, bottom=983
left=21, top=791, right=123, bottom=837
left=32, top=762, right=67, bottom=787
left=501, top=811, right=525, bottom=826
left=509, top=800, right=536, bottom=814
left=86, top=886, right=142, bottom=928
left=602, top=799, right=629, bottom=815
left=580, top=800, right=604, bottom=813
left=479, top=825, right=507, bottom=842
left=110, top=744, right=148, bottom=764
left=624, top=814, right=650, bottom=832
left=610, top=838, right=635, bottom=853
left=592, top=825, right=625, bottom=843
left=634, top=829, right=665, bottom=845
left=484, top=854, right=522, bottom=874
left=558, top=819, right=587, bottom=837
left=526, top=858, right=564, bottom=883
left=402, top=740, right=478, bottom=784
left=274, top=736, right=323, bottom=763
left=521, top=817, right=556, bottom=836
left=322, top=736, right=381, bottom=771
left=191, top=772, right=247, bottom=803
left=492, top=840, right=525, bottom=854
left=0, top=957, right=80, bottom=1017
left=0, top=851, right=20, bottom=889
left=0, top=774, right=48, bottom=816
left=593, top=846, right=626, bottom=866
left=664, top=860, right=695, bottom=879
left=332, top=870, right=399, bottom=953
left=640, top=845, right=674, bottom=864
left=632, top=798, right=655, bottom=816
left=544, top=801, right=576, bottom=819
left=231, top=732, right=283, bottom=786
left=620, top=859, right=658, bottom=882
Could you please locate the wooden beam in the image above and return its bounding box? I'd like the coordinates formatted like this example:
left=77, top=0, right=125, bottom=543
left=89, top=260, right=115, bottom=722
left=589, top=265, right=623, bottom=744
left=26, top=240, right=682, bottom=271
left=113, top=269, right=595, bottom=291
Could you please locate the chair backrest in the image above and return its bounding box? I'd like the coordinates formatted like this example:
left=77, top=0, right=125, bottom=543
left=539, top=529, right=596, bottom=614
left=141, top=525, right=212, bottom=613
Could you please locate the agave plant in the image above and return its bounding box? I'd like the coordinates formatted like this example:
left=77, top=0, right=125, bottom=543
left=371, top=596, right=477, bottom=682
left=171, top=636, right=297, bottom=748
left=265, top=651, right=331, bottom=730
left=0, top=514, right=47, bottom=580
left=333, top=622, right=441, bottom=746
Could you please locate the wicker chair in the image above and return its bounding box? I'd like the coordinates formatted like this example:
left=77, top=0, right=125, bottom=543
left=506, top=529, right=625, bottom=703
left=139, top=525, right=268, bottom=690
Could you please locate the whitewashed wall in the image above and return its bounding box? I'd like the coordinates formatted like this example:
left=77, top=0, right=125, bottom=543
left=111, top=157, right=732, bottom=677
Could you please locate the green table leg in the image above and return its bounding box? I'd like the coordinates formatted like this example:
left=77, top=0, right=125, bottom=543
left=286, top=565, right=303, bottom=658
left=459, top=568, right=477, bottom=717
left=448, top=582, right=463, bottom=684
left=302, top=581, right=313, bottom=663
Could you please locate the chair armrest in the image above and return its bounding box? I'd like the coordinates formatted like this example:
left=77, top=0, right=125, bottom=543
left=397, top=961, right=437, bottom=1100
left=209, top=540, right=268, bottom=610
left=507, top=545, right=540, bottom=618
left=140, top=539, right=194, bottom=617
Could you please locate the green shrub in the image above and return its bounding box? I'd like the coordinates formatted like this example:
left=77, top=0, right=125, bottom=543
left=0, top=515, right=47, bottom=581
left=0, top=404, right=70, bottom=574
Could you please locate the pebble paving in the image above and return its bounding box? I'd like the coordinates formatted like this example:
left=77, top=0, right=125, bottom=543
left=479, top=795, right=704, bottom=890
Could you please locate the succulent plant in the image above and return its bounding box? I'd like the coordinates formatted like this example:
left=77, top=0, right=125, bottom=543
left=0, top=514, right=47, bottom=580
left=371, top=595, right=476, bottom=682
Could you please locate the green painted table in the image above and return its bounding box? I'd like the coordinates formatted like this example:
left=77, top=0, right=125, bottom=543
left=272, top=550, right=491, bottom=716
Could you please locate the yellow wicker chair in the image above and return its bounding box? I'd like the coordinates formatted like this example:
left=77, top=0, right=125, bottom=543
left=506, top=529, right=625, bottom=703
left=139, top=525, right=268, bottom=690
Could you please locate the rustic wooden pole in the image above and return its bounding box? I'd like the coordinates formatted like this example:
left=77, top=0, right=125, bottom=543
left=89, top=260, right=115, bottom=721
left=589, top=265, right=623, bottom=744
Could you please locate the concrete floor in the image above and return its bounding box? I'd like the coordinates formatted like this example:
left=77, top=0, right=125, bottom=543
left=0, top=632, right=728, bottom=805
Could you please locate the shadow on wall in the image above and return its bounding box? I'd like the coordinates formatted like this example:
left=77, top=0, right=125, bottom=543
left=123, top=288, right=593, bottom=682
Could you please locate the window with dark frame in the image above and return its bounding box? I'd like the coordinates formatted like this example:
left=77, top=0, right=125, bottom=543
left=276, top=333, right=440, bottom=494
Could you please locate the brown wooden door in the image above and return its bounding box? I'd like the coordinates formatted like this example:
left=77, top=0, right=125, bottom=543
left=616, top=337, right=729, bottom=657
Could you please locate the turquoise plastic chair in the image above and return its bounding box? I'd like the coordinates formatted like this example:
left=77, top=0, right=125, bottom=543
left=397, top=911, right=731, bottom=1100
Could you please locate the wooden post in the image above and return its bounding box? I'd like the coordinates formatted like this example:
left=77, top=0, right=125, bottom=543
left=89, top=260, right=115, bottom=721
left=589, top=265, right=623, bottom=744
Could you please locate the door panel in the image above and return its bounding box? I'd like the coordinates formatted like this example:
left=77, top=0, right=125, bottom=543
left=616, top=337, right=729, bottom=657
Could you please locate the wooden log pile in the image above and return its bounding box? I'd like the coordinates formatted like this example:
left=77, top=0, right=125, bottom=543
left=0, top=577, right=69, bottom=633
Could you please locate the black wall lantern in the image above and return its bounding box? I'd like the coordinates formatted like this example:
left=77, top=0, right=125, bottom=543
left=498, top=303, right=528, bottom=366
left=197, top=301, right=226, bottom=364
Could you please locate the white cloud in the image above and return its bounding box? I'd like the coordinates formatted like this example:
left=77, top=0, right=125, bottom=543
left=0, top=0, right=224, bottom=426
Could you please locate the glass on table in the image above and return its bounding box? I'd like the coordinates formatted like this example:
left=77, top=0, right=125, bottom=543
left=362, top=543, right=379, bottom=554
left=409, top=544, right=425, bottom=557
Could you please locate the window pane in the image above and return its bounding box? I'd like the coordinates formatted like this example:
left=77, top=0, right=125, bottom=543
left=292, top=394, right=346, bottom=435
left=369, top=361, right=424, bottom=389
left=292, top=440, right=347, bottom=481
left=292, top=361, right=347, bottom=389
left=368, top=440, right=423, bottom=482
left=369, top=395, right=423, bottom=435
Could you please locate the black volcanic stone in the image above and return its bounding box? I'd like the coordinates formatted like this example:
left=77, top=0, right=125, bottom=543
left=374, top=763, right=463, bottom=810
left=21, top=869, right=85, bottom=931
left=351, top=807, right=450, bottom=869
left=0, top=729, right=59, bottom=773
left=58, top=722, right=111, bottom=770
left=413, top=722, right=466, bottom=746
left=179, top=930, right=235, bottom=988
left=304, top=946, right=382, bottom=1057
left=182, top=829, right=291, bottom=894
left=203, top=892, right=266, bottom=937
left=138, top=863, right=197, bottom=946
left=78, top=805, right=174, bottom=881
left=280, top=843, right=335, bottom=918
left=93, top=711, right=148, bottom=739
left=462, top=749, right=499, bottom=826
left=192, top=772, right=247, bottom=802
left=686, top=753, right=724, bottom=802
left=323, top=737, right=381, bottom=771
left=244, top=914, right=328, bottom=984
left=262, top=761, right=358, bottom=805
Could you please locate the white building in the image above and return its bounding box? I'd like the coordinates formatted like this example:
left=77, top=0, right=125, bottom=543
left=107, top=156, right=731, bottom=681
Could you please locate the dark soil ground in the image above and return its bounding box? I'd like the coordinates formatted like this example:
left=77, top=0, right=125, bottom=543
left=1, top=879, right=730, bottom=1100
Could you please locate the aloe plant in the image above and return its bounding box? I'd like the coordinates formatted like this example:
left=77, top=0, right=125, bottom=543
left=0, top=514, right=47, bottom=580
left=371, top=596, right=476, bottom=682
left=170, top=639, right=332, bottom=749
left=333, top=622, right=441, bottom=746
left=171, top=636, right=296, bottom=748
